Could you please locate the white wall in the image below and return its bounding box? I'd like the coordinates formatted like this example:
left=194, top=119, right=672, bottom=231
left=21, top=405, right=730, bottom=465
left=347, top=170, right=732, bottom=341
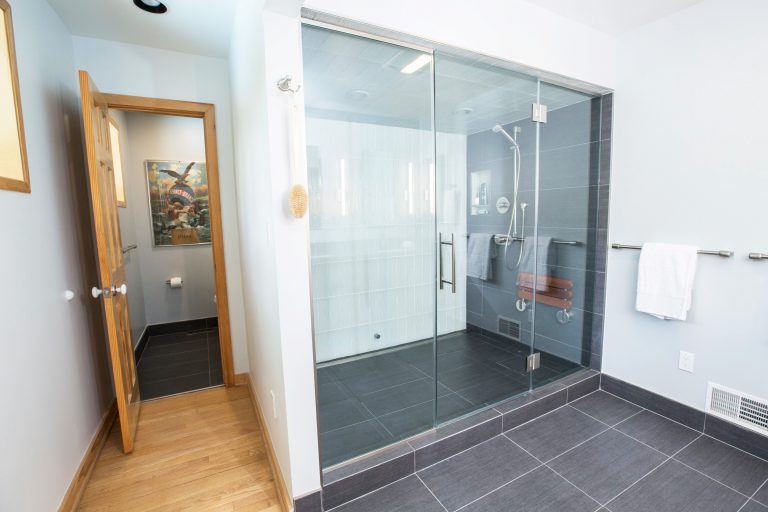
left=307, top=119, right=467, bottom=362
left=119, top=112, right=217, bottom=328
left=0, top=0, right=113, bottom=510
left=603, top=0, right=768, bottom=410
left=230, top=0, right=320, bottom=496
left=302, top=0, right=617, bottom=89
left=230, top=0, right=321, bottom=498
left=72, top=36, right=249, bottom=374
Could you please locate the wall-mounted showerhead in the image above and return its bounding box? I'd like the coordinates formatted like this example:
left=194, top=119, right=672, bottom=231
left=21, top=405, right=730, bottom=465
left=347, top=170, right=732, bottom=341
left=492, top=123, right=520, bottom=150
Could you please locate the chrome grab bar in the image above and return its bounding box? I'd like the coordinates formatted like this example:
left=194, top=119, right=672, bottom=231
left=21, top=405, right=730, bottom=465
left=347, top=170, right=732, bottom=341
left=494, top=235, right=580, bottom=246
left=611, top=243, right=733, bottom=258
left=749, top=252, right=768, bottom=260
left=464, top=234, right=581, bottom=246
left=439, top=233, right=456, bottom=293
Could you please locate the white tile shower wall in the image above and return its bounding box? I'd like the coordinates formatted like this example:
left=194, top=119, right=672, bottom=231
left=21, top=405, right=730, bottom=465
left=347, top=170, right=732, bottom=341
left=308, top=118, right=466, bottom=362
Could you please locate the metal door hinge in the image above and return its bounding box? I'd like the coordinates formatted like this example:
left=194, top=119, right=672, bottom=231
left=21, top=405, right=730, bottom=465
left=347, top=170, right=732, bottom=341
left=526, top=353, right=541, bottom=372
left=532, top=103, right=548, bottom=123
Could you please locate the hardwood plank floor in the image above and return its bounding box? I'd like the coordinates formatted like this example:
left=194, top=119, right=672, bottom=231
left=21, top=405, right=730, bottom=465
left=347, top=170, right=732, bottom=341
left=79, top=386, right=282, bottom=511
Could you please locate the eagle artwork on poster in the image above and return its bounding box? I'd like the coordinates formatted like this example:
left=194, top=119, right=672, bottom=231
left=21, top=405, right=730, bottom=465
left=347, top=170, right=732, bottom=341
left=145, top=160, right=211, bottom=246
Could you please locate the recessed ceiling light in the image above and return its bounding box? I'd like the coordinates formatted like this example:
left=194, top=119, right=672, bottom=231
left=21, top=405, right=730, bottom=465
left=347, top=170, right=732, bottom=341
left=346, top=89, right=370, bottom=101
left=400, top=54, right=432, bottom=74
left=133, top=0, right=168, bottom=14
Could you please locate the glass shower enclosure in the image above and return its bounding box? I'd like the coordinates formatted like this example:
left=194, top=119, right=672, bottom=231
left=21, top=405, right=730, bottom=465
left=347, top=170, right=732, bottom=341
left=303, top=23, right=604, bottom=468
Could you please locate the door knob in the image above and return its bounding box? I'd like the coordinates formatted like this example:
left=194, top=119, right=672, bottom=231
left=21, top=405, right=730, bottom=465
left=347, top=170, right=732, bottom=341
left=115, top=284, right=127, bottom=295
left=91, top=286, right=112, bottom=298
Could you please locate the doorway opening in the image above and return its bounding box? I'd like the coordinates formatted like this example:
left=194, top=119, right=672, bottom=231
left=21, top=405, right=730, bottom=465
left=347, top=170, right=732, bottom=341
left=110, top=110, right=222, bottom=399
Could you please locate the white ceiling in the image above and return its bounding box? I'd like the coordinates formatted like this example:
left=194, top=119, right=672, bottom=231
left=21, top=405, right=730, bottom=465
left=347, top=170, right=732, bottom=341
left=46, top=0, right=237, bottom=58
left=302, top=25, right=593, bottom=134
left=522, top=0, right=704, bottom=35
left=43, top=0, right=705, bottom=63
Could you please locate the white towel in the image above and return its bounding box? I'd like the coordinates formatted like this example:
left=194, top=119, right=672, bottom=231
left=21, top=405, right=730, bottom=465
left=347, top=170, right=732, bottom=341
left=636, top=243, right=699, bottom=321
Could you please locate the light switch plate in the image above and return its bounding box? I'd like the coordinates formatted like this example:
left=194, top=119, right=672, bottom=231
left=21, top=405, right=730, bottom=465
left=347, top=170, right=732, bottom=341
left=679, top=351, right=695, bottom=373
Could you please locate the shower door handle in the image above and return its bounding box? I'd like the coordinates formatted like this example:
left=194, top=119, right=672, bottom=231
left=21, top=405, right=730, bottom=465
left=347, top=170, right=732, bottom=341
left=439, top=232, right=456, bottom=293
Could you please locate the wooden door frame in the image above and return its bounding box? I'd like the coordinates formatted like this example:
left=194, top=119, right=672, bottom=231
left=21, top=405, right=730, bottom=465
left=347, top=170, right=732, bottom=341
left=103, top=93, right=235, bottom=387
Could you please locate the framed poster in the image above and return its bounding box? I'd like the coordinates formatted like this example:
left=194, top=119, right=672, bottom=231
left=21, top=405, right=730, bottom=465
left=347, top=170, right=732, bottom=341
left=145, top=160, right=211, bottom=246
left=0, top=0, right=29, bottom=193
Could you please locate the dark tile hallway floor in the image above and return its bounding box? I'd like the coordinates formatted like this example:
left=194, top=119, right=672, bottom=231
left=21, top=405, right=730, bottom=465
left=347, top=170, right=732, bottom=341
left=137, top=326, right=223, bottom=400
left=318, top=330, right=580, bottom=467
left=330, top=390, right=768, bottom=512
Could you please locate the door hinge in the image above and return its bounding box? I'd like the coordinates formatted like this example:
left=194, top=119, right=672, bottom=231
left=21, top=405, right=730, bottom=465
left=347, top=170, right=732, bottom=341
left=526, top=353, right=541, bottom=372
left=532, top=103, right=548, bottom=123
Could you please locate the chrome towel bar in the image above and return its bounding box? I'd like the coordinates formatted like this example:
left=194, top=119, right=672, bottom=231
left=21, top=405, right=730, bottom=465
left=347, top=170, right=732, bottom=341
left=749, top=252, right=768, bottom=260
left=611, top=243, right=733, bottom=258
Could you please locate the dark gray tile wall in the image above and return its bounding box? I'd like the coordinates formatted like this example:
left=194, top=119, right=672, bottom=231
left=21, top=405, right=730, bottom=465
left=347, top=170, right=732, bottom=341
left=465, top=94, right=612, bottom=372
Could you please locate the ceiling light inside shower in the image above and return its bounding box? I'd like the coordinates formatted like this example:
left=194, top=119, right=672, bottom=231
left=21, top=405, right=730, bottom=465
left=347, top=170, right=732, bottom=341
left=400, top=54, right=432, bottom=74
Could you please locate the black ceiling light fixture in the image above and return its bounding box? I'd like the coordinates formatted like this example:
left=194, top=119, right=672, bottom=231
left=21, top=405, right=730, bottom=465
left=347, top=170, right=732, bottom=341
left=133, top=0, right=168, bottom=14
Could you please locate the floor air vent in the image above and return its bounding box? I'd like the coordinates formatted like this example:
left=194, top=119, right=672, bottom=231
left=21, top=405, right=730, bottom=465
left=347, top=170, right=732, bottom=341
left=707, top=383, right=768, bottom=436
left=498, top=316, right=521, bottom=341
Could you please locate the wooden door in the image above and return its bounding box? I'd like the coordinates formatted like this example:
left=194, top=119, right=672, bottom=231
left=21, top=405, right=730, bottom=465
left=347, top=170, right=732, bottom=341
left=79, top=70, right=140, bottom=453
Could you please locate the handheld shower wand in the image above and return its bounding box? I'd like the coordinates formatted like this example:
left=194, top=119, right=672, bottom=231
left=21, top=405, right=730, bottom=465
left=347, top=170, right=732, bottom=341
left=493, top=123, right=525, bottom=270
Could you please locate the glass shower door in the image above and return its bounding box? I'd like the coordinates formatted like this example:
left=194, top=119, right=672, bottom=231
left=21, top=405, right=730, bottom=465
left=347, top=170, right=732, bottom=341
left=433, top=53, right=540, bottom=423
left=302, top=24, right=437, bottom=467
left=530, top=82, right=602, bottom=387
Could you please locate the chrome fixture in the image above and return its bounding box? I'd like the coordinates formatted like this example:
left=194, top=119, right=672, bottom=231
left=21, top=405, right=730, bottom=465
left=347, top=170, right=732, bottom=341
left=277, top=75, right=301, bottom=94
left=121, top=244, right=138, bottom=255
left=493, top=123, right=526, bottom=270
left=439, top=232, right=456, bottom=294
left=556, top=308, right=572, bottom=324
left=492, top=235, right=581, bottom=247
left=611, top=243, right=733, bottom=257
left=749, top=252, right=768, bottom=260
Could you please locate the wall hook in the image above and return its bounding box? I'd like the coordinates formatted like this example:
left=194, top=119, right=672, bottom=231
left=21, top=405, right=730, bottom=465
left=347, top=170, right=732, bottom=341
left=277, top=75, right=301, bottom=94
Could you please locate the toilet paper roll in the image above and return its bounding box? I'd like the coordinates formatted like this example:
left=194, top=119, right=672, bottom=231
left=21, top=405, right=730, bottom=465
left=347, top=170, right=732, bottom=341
left=169, top=277, right=183, bottom=288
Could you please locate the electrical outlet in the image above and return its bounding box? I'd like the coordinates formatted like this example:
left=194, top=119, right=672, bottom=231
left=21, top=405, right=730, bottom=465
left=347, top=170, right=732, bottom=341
left=679, top=351, right=695, bottom=373
left=270, top=390, right=277, bottom=419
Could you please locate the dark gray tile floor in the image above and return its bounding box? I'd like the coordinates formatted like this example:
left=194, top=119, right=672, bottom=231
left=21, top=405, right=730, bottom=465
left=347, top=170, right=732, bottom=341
left=327, top=389, right=768, bottom=512
left=137, top=326, right=222, bottom=399
left=318, top=330, right=581, bottom=467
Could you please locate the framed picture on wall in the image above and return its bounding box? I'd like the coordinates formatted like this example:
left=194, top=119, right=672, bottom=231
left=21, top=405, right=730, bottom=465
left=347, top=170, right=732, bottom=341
left=0, top=0, right=30, bottom=193
left=108, top=118, right=127, bottom=207
left=145, top=160, right=211, bottom=247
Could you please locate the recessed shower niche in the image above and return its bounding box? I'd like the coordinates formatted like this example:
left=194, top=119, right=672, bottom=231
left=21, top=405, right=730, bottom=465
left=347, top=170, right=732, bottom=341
left=302, top=21, right=611, bottom=468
